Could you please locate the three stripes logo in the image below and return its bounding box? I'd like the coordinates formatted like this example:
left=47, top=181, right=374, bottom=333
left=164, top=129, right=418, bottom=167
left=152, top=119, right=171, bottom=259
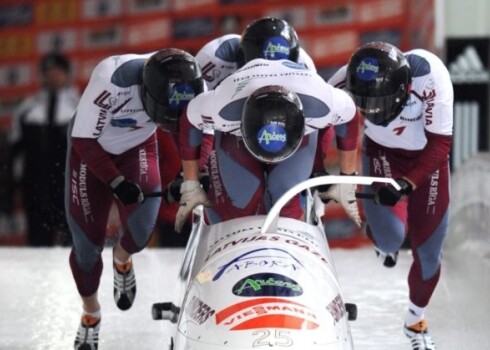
left=449, top=45, right=490, bottom=84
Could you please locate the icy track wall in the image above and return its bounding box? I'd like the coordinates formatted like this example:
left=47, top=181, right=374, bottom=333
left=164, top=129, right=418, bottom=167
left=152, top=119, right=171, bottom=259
left=445, top=152, right=490, bottom=262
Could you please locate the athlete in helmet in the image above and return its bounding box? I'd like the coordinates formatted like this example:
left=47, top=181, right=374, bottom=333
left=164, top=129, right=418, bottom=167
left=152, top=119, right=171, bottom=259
left=193, top=17, right=360, bottom=226
left=346, top=42, right=412, bottom=126
left=330, top=42, right=453, bottom=350
left=66, top=48, right=203, bottom=350
left=237, top=17, right=300, bottom=66
left=196, top=17, right=314, bottom=91
left=175, top=57, right=359, bottom=232
left=141, top=48, right=204, bottom=126
left=241, top=85, right=305, bottom=163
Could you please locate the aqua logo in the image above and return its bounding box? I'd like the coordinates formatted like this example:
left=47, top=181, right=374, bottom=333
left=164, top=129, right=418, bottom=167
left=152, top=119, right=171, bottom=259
left=168, top=84, right=196, bottom=110
left=257, top=124, right=287, bottom=153
left=263, top=37, right=290, bottom=60
left=356, top=57, right=379, bottom=81
left=232, top=273, right=303, bottom=297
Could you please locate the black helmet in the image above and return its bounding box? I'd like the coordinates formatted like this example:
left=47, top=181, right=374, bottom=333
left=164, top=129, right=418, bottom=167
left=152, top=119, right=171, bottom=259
left=241, top=85, right=305, bottom=163
left=346, top=42, right=411, bottom=126
left=141, top=48, right=204, bottom=126
left=237, top=17, right=300, bottom=67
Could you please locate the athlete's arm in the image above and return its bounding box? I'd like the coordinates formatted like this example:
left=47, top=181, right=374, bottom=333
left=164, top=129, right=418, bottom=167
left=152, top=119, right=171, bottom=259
left=71, top=137, right=122, bottom=184
left=404, top=131, right=452, bottom=189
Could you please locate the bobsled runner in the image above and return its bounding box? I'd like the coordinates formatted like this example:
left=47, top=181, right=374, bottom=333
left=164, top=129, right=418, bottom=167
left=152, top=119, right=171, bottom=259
left=152, top=175, right=400, bottom=349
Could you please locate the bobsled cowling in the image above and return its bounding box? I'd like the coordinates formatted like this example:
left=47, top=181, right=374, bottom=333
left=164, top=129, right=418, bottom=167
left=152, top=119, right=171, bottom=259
left=155, top=176, right=400, bottom=350
left=176, top=216, right=352, bottom=349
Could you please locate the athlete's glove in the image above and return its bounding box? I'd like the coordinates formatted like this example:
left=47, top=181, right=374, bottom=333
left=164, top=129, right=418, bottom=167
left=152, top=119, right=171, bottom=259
left=376, top=178, right=413, bottom=206
left=167, top=174, right=210, bottom=203
left=110, top=176, right=144, bottom=205
left=318, top=172, right=362, bottom=228
left=175, top=180, right=212, bottom=233
left=167, top=175, right=184, bottom=203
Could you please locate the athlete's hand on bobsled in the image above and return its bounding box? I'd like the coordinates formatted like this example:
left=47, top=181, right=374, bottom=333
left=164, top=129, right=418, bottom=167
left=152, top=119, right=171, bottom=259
left=110, top=176, right=144, bottom=205
left=167, top=173, right=210, bottom=203
left=175, top=180, right=211, bottom=233
left=376, top=178, right=413, bottom=206
left=318, top=173, right=361, bottom=228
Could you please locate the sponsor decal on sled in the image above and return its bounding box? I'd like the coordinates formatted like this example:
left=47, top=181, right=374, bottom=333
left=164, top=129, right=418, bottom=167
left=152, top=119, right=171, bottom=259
left=213, top=248, right=303, bottom=281
left=232, top=273, right=303, bottom=297
left=187, top=296, right=215, bottom=325
left=215, top=297, right=318, bottom=330
left=206, top=235, right=328, bottom=264
left=326, top=294, right=346, bottom=323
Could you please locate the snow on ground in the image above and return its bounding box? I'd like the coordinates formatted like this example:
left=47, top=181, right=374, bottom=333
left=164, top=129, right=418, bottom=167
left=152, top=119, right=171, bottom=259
left=1, top=243, right=489, bottom=350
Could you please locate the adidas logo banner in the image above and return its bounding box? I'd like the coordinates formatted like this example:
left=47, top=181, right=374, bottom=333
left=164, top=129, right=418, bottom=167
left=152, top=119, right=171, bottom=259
left=447, top=39, right=490, bottom=84
left=446, top=38, right=490, bottom=164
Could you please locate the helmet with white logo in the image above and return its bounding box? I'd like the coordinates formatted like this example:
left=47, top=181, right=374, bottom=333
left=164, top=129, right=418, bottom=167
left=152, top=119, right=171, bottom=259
left=237, top=17, right=300, bottom=67
left=241, top=85, right=305, bottom=163
left=346, top=42, right=411, bottom=126
left=141, top=48, right=204, bottom=127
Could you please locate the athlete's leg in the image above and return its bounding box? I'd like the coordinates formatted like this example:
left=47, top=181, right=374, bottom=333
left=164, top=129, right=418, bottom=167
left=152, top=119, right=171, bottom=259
left=113, top=134, right=162, bottom=257
left=266, top=133, right=318, bottom=219
left=406, top=163, right=450, bottom=308
left=66, top=148, right=114, bottom=302
left=361, top=143, right=407, bottom=253
left=205, top=132, right=265, bottom=223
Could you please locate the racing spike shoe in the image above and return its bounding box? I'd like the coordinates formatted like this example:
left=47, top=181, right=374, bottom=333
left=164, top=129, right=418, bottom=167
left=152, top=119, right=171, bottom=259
left=74, top=314, right=100, bottom=350
left=374, top=246, right=398, bottom=267
left=113, top=258, right=136, bottom=311
left=404, top=320, right=436, bottom=350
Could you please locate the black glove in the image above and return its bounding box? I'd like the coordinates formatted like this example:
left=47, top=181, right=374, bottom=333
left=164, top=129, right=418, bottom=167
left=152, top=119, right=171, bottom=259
left=167, top=175, right=184, bottom=203
left=310, top=171, right=332, bottom=194
left=110, top=176, right=144, bottom=205
left=376, top=178, right=413, bottom=206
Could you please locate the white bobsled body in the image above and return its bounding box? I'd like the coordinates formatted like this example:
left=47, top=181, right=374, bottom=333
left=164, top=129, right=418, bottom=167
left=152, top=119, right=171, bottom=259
left=154, top=176, right=399, bottom=350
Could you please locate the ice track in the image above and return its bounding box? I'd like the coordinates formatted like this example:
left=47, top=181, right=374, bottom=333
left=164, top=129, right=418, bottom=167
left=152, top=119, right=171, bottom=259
left=0, top=244, right=488, bottom=350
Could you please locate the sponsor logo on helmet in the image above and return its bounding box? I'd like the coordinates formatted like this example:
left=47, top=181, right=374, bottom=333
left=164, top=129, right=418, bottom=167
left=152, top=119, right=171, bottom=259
left=232, top=273, right=303, bottom=297
left=263, top=37, right=290, bottom=60
left=168, top=84, right=196, bottom=110
left=257, top=124, right=287, bottom=152
left=356, top=57, right=379, bottom=81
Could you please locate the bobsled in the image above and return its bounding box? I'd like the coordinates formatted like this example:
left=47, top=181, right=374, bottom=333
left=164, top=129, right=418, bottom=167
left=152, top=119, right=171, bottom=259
left=152, top=175, right=400, bottom=350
